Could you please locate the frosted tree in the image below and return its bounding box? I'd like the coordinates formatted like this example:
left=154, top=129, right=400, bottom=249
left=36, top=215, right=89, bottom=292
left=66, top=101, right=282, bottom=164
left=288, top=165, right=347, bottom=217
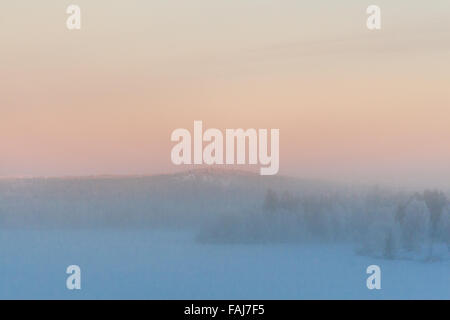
left=400, top=199, right=429, bottom=251
left=438, top=206, right=450, bottom=251
left=422, top=190, right=447, bottom=258
left=423, top=190, right=447, bottom=239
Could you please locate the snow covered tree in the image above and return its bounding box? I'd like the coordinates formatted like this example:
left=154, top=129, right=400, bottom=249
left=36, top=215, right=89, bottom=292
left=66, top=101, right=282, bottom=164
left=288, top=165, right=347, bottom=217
left=400, top=199, right=429, bottom=251
left=423, top=190, right=447, bottom=239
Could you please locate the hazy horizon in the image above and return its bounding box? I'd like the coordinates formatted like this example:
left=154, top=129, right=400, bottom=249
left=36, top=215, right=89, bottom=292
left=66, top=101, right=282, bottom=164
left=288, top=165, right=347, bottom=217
left=1, top=167, right=450, bottom=192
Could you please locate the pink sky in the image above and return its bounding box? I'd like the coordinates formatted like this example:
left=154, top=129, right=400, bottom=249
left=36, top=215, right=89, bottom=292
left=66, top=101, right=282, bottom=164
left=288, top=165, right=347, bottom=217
left=1, top=1, right=450, bottom=188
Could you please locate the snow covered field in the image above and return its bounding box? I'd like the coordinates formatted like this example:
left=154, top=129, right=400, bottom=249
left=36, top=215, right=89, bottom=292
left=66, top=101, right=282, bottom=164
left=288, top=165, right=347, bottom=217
left=0, top=228, right=448, bottom=299
left=0, top=171, right=449, bottom=299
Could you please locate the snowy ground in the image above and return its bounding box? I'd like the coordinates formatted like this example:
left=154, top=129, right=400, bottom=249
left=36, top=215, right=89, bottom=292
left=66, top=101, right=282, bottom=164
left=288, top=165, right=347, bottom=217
left=0, top=228, right=448, bottom=299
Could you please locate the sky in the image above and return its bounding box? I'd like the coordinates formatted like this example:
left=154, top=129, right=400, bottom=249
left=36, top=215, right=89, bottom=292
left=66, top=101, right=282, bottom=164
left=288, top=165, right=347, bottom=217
left=1, top=1, right=450, bottom=188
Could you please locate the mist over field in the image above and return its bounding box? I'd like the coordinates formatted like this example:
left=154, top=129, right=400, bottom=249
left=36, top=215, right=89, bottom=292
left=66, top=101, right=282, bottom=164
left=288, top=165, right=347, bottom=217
left=1, top=0, right=449, bottom=301
left=0, top=169, right=449, bottom=299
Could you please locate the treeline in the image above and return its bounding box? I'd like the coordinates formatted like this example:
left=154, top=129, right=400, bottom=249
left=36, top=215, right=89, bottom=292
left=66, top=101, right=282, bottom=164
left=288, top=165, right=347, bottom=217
left=198, top=187, right=450, bottom=260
